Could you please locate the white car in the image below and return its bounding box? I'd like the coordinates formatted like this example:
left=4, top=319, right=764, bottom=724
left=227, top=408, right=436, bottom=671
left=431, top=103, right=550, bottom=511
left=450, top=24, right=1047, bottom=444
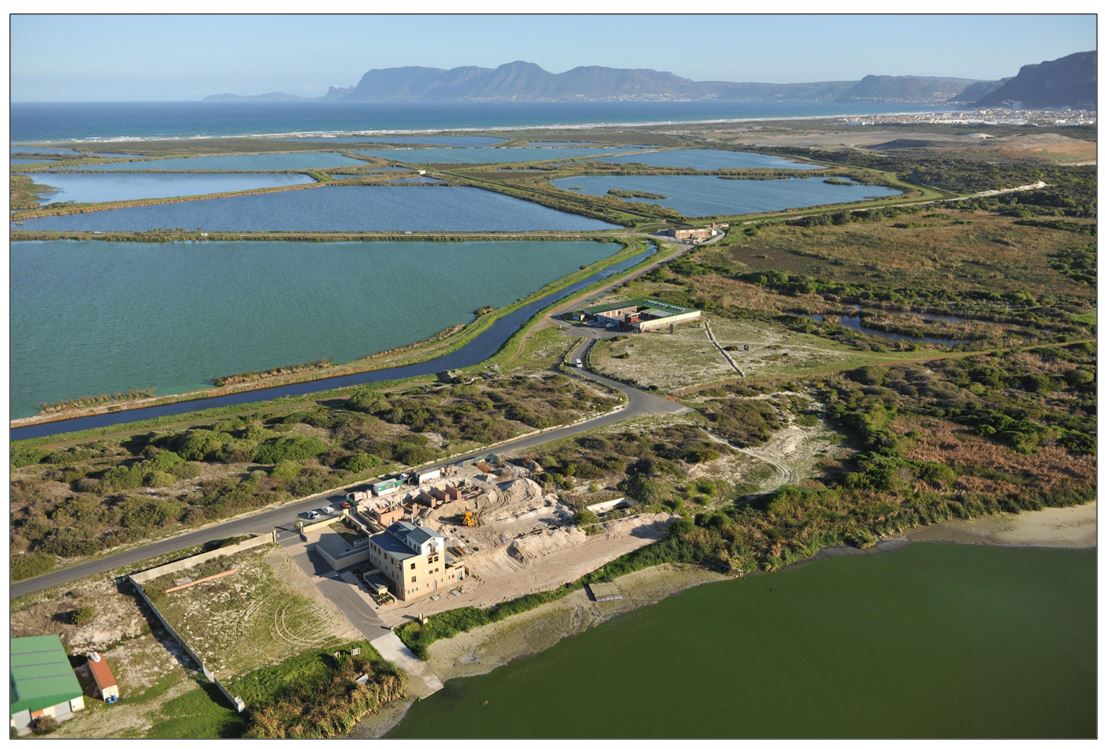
left=304, top=510, right=320, bottom=520
left=320, top=506, right=337, bottom=515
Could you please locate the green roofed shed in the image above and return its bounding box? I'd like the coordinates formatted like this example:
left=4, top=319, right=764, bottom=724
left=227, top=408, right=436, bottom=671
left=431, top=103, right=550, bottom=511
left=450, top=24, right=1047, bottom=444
left=10, top=636, right=83, bottom=715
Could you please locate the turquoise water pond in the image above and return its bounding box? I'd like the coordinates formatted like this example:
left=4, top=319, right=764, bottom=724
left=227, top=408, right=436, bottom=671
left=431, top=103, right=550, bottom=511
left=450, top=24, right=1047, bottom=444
left=10, top=239, right=618, bottom=417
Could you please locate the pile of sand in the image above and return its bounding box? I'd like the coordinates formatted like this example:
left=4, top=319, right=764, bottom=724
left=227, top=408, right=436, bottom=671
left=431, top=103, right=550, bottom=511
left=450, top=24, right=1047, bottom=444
left=508, top=526, right=588, bottom=563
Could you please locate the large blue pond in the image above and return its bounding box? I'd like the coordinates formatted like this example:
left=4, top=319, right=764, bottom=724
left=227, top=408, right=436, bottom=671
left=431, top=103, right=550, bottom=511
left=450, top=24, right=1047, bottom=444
left=281, top=135, right=506, bottom=146
left=30, top=172, right=316, bottom=204
left=355, top=146, right=641, bottom=164
left=65, top=151, right=366, bottom=171
left=593, top=148, right=822, bottom=170
left=13, top=185, right=618, bottom=232
left=553, top=175, right=900, bottom=217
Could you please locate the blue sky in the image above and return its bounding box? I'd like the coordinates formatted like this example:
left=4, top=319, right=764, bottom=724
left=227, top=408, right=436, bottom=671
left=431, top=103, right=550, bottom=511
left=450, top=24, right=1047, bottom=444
left=11, top=14, right=1097, bottom=101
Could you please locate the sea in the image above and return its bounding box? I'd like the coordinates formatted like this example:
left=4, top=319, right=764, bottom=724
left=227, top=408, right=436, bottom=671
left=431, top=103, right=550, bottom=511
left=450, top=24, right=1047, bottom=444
left=11, top=100, right=944, bottom=143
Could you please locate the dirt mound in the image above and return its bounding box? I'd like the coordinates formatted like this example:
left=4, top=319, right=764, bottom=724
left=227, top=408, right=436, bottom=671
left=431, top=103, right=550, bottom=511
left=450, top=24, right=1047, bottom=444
left=508, top=527, right=588, bottom=563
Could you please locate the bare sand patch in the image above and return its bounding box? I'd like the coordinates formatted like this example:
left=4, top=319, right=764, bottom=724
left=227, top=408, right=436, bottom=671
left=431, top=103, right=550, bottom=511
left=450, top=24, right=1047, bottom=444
left=590, top=317, right=849, bottom=393
left=907, top=501, right=1096, bottom=548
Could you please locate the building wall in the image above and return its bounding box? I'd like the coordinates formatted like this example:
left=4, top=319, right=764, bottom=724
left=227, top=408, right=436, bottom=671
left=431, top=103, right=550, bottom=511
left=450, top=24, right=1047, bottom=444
left=366, top=537, right=465, bottom=601
left=11, top=697, right=85, bottom=735
left=634, top=310, right=702, bottom=332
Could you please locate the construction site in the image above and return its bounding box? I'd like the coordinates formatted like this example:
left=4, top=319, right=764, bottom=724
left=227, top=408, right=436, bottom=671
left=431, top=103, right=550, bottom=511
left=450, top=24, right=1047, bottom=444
left=312, top=457, right=673, bottom=621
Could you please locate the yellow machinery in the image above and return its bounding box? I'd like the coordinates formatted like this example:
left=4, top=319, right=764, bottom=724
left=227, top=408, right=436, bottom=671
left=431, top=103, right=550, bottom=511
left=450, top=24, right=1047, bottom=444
left=463, top=511, right=477, bottom=527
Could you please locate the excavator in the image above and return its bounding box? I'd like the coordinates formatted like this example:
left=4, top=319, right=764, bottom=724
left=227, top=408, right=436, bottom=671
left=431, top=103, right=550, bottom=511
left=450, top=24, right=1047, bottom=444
left=463, top=510, right=478, bottom=527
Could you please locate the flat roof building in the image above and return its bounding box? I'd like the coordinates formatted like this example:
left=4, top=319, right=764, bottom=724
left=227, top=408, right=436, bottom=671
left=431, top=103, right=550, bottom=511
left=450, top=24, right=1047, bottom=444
left=573, top=297, right=702, bottom=333
left=10, top=635, right=86, bottom=734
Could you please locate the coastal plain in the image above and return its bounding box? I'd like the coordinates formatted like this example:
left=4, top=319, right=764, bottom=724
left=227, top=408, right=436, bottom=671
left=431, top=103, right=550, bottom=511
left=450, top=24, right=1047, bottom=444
left=9, top=111, right=1096, bottom=739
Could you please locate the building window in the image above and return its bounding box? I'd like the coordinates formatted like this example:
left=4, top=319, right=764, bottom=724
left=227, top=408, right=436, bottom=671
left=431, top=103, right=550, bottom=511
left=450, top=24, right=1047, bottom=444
left=412, top=576, right=417, bottom=583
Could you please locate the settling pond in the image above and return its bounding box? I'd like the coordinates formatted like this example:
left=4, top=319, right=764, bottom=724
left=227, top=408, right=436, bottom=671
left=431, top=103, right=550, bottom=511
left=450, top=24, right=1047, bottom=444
left=553, top=175, right=900, bottom=217
left=593, top=148, right=822, bottom=170
left=66, top=151, right=367, bottom=171
left=10, top=239, right=621, bottom=419
left=12, top=185, right=617, bottom=232
left=11, top=244, right=653, bottom=437
left=280, top=135, right=506, bottom=146
left=389, top=543, right=1096, bottom=739
left=29, top=172, right=315, bottom=204
left=354, top=146, right=642, bottom=164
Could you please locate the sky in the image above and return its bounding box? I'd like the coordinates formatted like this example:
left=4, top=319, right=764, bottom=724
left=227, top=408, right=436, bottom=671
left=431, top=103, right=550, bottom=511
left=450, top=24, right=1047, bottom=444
left=10, top=14, right=1098, bottom=101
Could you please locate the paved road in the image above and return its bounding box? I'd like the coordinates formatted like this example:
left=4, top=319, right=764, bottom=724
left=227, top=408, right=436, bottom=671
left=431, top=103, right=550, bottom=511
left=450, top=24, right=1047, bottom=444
left=285, top=540, right=389, bottom=636
left=11, top=234, right=696, bottom=598
left=11, top=342, right=686, bottom=599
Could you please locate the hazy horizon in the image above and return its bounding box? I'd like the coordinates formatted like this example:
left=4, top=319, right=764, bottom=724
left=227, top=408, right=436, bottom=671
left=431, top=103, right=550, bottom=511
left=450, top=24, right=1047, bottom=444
left=11, top=14, right=1096, bottom=102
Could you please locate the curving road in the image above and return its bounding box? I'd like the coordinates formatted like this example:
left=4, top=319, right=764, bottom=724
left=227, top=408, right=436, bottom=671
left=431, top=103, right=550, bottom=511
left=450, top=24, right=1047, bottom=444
left=10, top=329, right=687, bottom=599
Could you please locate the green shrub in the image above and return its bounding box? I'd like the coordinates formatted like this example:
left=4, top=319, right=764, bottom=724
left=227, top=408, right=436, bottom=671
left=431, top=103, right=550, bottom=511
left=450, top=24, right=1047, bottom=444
left=11, top=444, right=47, bottom=468
left=271, top=460, right=302, bottom=480
left=339, top=452, right=383, bottom=474
left=70, top=606, right=96, bottom=626
left=252, top=435, right=329, bottom=464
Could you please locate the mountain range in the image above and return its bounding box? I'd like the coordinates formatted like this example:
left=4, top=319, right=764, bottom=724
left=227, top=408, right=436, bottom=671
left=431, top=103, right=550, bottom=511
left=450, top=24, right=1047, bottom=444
left=205, top=51, right=1096, bottom=108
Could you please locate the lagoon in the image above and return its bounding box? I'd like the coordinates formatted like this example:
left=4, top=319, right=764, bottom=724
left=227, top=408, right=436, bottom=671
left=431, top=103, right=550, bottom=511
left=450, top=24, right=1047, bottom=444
left=30, top=172, right=316, bottom=204
left=355, top=146, right=640, bottom=164
left=10, top=239, right=619, bottom=418
left=283, top=135, right=506, bottom=146
left=553, top=175, right=900, bottom=217
left=67, top=151, right=366, bottom=171
left=390, top=543, right=1096, bottom=739
left=13, top=185, right=618, bottom=233
left=594, top=147, right=822, bottom=170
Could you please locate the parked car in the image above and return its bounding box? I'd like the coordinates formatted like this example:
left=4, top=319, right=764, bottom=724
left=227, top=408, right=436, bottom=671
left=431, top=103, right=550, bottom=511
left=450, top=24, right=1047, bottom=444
left=319, top=506, right=336, bottom=515
left=304, top=511, right=320, bottom=520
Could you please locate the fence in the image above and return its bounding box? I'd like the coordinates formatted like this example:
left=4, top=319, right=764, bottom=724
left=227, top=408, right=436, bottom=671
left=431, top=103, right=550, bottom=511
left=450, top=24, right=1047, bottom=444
left=126, top=533, right=274, bottom=713
left=129, top=532, right=274, bottom=585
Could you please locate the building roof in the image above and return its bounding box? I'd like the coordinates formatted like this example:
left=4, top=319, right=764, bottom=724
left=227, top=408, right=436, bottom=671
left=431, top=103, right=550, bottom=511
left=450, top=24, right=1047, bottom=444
left=86, top=653, right=117, bottom=691
left=580, top=297, right=694, bottom=316
left=369, top=529, right=416, bottom=562
left=10, top=636, right=84, bottom=716
left=371, top=521, right=444, bottom=562
left=389, top=521, right=443, bottom=550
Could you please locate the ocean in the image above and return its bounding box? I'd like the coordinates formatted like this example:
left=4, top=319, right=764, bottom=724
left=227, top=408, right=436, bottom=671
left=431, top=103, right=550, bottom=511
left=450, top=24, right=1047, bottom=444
left=11, top=100, right=943, bottom=143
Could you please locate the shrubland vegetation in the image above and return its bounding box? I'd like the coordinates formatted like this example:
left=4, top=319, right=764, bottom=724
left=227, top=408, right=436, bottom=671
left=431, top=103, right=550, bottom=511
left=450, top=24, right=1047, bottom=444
left=236, top=644, right=404, bottom=738
left=646, top=205, right=1095, bottom=348
left=9, top=373, right=618, bottom=576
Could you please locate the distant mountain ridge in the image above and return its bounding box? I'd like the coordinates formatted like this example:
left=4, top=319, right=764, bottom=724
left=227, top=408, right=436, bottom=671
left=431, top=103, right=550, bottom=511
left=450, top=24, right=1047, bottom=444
left=971, top=50, right=1096, bottom=108
left=203, top=53, right=1096, bottom=107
